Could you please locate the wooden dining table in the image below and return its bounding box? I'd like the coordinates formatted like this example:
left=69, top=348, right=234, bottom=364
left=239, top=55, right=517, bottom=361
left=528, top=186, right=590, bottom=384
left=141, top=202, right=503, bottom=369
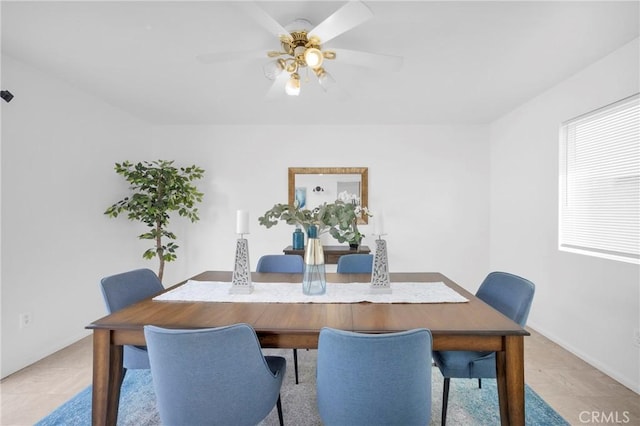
left=87, top=271, right=529, bottom=426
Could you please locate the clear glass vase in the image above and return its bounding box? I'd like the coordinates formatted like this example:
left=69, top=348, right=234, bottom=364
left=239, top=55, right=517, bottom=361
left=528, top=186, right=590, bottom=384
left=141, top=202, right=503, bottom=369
left=303, top=237, right=326, bottom=295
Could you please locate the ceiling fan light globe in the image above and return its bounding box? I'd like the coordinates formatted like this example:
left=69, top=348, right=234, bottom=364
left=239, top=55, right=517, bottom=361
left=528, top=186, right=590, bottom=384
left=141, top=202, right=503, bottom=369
left=304, top=48, right=324, bottom=69
left=263, top=59, right=285, bottom=80
left=293, top=45, right=306, bottom=56
left=316, top=68, right=336, bottom=92
left=285, top=74, right=301, bottom=96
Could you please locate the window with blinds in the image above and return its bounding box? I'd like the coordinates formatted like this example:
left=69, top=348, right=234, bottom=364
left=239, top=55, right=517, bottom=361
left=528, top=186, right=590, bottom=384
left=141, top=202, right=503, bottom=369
left=559, top=94, right=640, bottom=264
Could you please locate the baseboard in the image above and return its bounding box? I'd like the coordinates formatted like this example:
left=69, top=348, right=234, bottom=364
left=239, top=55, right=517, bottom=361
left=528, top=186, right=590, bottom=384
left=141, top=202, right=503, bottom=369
left=528, top=321, right=640, bottom=395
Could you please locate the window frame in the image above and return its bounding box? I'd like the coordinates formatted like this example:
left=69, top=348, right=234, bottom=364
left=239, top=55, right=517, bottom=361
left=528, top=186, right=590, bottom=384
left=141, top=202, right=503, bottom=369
left=558, top=93, right=640, bottom=265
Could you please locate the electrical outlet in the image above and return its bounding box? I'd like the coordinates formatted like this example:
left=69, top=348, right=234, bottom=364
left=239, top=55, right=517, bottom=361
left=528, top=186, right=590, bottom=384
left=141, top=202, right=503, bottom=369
left=19, top=312, right=32, bottom=329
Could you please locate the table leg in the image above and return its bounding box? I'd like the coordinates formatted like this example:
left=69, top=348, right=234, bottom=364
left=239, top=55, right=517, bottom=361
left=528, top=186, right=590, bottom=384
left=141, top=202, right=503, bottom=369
left=496, top=335, right=525, bottom=426
left=92, top=330, right=123, bottom=426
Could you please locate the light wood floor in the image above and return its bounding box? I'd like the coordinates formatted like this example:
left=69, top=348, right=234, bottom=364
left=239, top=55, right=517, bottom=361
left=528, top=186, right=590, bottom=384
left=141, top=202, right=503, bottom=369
left=1, top=327, right=638, bottom=425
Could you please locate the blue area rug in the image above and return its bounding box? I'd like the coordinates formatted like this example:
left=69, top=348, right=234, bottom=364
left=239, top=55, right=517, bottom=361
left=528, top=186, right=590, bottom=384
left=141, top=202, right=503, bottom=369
left=36, top=349, right=568, bottom=425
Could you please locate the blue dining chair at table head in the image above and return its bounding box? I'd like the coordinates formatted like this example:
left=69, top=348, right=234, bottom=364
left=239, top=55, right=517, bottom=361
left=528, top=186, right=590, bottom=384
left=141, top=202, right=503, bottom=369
left=256, top=254, right=304, bottom=274
left=317, top=327, right=433, bottom=426
left=144, top=323, right=285, bottom=426
left=432, top=271, right=535, bottom=425
left=336, top=253, right=374, bottom=273
left=99, top=268, right=164, bottom=375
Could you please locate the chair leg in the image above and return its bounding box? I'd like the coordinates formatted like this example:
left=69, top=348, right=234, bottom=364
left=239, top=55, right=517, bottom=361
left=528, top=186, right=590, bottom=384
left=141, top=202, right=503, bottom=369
left=293, top=349, right=299, bottom=384
left=442, top=377, right=450, bottom=426
left=276, top=394, right=284, bottom=426
left=478, top=378, right=482, bottom=389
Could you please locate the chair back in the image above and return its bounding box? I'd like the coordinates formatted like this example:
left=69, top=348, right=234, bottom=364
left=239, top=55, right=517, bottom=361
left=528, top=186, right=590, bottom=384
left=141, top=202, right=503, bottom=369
left=100, top=268, right=164, bottom=314
left=100, top=268, right=165, bottom=370
left=317, top=327, right=432, bottom=426
left=336, top=254, right=374, bottom=273
left=256, top=254, right=304, bottom=273
left=144, top=323, right=285, bottom=426
left=476, top=271, right=536, bottom=326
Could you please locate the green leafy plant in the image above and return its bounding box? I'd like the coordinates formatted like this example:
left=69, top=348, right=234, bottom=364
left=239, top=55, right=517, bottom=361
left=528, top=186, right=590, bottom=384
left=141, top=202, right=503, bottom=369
left=259, top=198, right=370, bottom=245
left=322, top=201, right=369, bottom=246
left=104, top=160, right=204, bottom=281
left=258, top=203, right=322, bottom=233
left=329, top=191, right=370, bottom=246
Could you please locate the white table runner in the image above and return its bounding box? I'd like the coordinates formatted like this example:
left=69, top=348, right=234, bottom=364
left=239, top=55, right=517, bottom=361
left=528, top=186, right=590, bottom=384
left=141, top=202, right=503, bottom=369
left=154, top=280, right=468, bottom=304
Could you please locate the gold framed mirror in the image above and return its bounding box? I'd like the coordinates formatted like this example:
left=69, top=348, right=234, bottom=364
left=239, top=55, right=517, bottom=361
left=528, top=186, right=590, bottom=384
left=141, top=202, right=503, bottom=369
left=288, top=167, right=369, bottom=224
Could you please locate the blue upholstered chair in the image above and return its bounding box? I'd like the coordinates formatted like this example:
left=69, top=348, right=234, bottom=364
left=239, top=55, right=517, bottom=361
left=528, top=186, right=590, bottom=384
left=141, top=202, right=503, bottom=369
left=432, top=271, right=535, bottom=425
left=256, top=254, right=304, bottom=274
left=256, top=254, right=304, bottom=384
left=144, top=323, right=285, bottom=426
left=336, top=253, right=374, bottom=273
left=99, top=268, right=164, bottom=374
left=317, top=327, right=433, bottom=426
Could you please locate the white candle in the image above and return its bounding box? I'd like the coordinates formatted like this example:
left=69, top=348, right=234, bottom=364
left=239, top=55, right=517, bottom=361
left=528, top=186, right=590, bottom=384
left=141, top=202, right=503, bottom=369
left=374, top=211, right=385, bottom=235
left=236, top=210, right=249, bottom=235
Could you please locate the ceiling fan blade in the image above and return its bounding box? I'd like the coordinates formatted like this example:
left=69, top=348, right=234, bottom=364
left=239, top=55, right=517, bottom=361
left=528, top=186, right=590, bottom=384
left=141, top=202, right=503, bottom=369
left=196, top=50, right=266, bottom=64
left=265, top=72, right=290, bottom=99
left=308, top=1, right=373, bottom=44
left=331, top=48, right=403, bottom=71
left=239, top=2, right=292, bottom=42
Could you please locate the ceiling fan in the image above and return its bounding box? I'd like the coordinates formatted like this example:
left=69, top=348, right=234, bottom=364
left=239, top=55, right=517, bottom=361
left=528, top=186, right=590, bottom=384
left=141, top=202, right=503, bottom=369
left=197, top=1, right=402, bottom=97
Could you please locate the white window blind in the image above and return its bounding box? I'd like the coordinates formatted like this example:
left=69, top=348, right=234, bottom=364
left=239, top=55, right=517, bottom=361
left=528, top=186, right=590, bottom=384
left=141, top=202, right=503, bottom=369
left=559, top=94, right=640, bottom=264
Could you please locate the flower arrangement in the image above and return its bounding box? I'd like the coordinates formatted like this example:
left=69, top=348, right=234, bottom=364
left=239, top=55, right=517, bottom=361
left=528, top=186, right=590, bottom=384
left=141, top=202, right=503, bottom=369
left=259, top=192, right=370, bottom=246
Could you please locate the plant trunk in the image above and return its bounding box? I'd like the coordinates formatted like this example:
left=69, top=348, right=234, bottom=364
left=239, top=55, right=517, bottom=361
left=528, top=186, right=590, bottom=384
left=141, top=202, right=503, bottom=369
left=156, top=219, right=165, bottom=282
left=155, top=177, right=165, bottom=282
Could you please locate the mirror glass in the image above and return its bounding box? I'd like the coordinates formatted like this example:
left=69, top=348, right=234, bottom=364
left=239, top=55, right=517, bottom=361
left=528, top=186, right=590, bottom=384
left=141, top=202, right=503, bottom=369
left=288, top=167, right=369, bottom=224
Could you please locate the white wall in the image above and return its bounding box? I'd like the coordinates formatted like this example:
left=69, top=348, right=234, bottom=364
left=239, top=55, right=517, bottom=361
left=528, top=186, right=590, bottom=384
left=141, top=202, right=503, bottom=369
left=489, top=38, right=640, bottom=392
left=1, top=55, right=153, bottom=377
left=149, top=125, right=491, bottom=290
left=1, top=53, right=491, bottom=377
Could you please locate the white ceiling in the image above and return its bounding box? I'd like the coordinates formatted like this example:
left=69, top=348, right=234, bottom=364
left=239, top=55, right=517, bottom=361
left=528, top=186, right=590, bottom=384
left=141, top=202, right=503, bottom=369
left=2, top=1, right=638, bottom=125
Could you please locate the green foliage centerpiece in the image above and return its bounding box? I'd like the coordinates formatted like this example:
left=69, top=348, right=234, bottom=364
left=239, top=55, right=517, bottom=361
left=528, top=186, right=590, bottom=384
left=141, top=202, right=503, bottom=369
left=258, top=196, right=370, bottom=246
left=104, top=160, right=204, bottom=282
left=259, top=197, right=370, bottom=295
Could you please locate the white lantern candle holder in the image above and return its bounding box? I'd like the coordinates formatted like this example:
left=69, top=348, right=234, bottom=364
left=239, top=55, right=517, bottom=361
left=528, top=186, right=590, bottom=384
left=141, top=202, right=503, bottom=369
left=230, top=210, right=253, bottom=294
left=230, top=237, right=253, bottom=294
left=370, top=236, right=391, bottom=294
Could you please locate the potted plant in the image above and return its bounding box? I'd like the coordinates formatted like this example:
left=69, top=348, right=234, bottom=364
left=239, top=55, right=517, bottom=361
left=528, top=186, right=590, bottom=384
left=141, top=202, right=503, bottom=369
left=104, top=160, right=204, bottom=282
left=329, top=191, right=370, bottom=249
